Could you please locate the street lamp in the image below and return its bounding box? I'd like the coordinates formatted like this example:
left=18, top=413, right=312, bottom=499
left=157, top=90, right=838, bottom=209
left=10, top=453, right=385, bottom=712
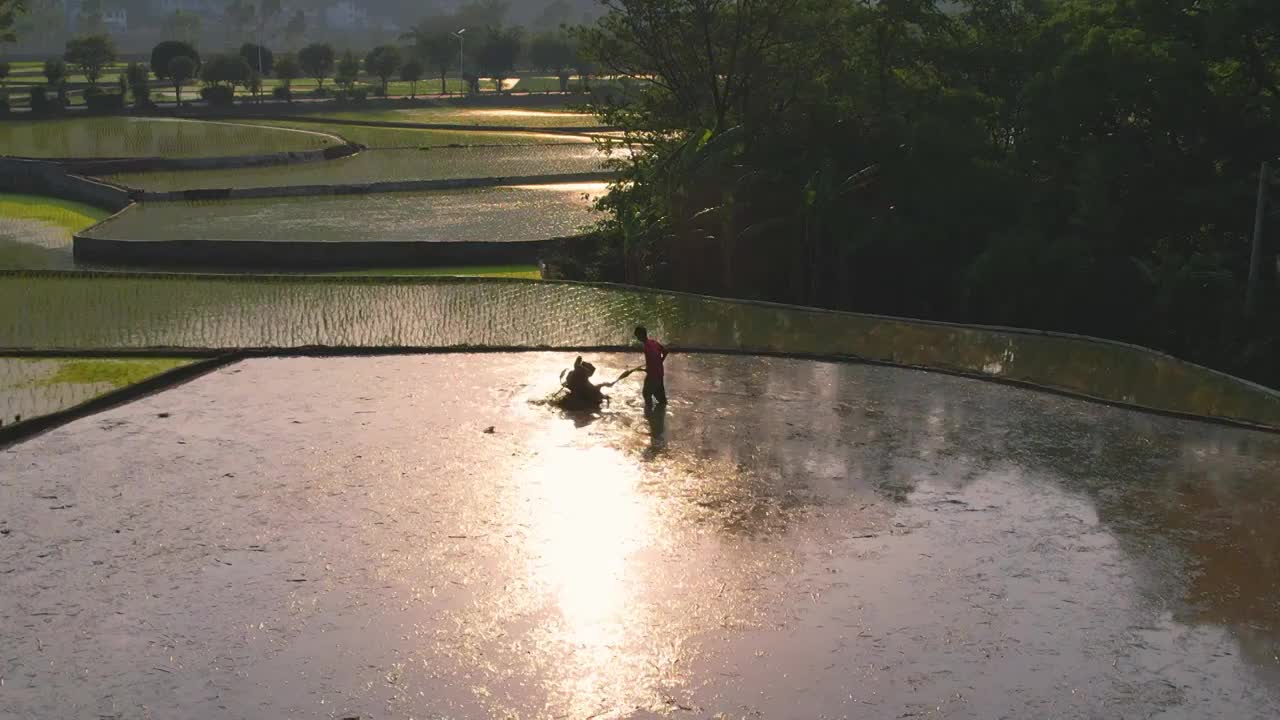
left=455, top=28, right=466, bottom=95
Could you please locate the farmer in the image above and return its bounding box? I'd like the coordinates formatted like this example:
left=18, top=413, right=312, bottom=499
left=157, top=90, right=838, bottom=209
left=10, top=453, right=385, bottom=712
left=635, top=326, right=669, bottom=410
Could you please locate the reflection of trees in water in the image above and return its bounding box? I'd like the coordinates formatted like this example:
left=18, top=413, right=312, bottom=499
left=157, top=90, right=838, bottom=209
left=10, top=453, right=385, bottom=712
left=604, top=353, right=1280, bottom=676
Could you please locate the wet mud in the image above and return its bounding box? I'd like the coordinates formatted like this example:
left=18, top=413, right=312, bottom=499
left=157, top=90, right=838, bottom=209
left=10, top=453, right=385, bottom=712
left=2, top=353, right=1278, bottom=719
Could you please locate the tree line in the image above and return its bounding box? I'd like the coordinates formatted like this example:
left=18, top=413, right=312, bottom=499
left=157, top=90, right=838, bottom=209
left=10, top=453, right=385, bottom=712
left=2, top=20, right=599, bottom=112
left=574, top=0, right=1280, bottom=389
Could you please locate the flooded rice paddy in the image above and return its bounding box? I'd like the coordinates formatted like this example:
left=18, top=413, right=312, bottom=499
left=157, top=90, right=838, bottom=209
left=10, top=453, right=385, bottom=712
left=0, top=356, right=191, bottom=425
left=1, top=353, right=1277, bottom=718
left=0, top=194, right=108, bottom=270
left=104, top=145, right=610, bottom=191
left=0, top=118, right=339, bottom=159
left=325, top=107, right=604, bottom=128
left=225, top=120, right=596, bottom=149
left=81, top=184, right=604, bottom=244
left=3, top=273, right=1278, bottom=427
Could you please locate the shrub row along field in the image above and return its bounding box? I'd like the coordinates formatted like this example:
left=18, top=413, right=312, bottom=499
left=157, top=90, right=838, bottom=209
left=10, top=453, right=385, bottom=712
left=105, top=145, right=609, bottom=191
left=0, top=194, right=110, bottom=270
left=0, top=118, right=339, bottom=159
left=222, top=120, right=595, bottom=149
left=83, top=184, right=606, bottom=244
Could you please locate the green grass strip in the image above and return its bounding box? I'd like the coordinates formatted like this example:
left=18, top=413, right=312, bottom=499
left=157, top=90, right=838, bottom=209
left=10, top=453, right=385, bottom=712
left=0, top=194, right=110, bottom=233
left=322, top=265, right=541, bottom=279
left=25, top=358, right=191, bottom=390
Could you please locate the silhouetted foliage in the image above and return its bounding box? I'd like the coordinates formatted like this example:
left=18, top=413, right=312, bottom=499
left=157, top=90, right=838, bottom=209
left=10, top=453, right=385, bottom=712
left=582, top=0, right=1280, bottom=387
left=298, top=42, right=335, bottom=90
left=151, top=40, right=199, bottom=80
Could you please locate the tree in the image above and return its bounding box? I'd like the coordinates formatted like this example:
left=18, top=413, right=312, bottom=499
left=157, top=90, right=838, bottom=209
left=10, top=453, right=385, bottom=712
left=162, top=9, right=200, bottom=44
left=239, top=42, right=274, bottom=76
left=403, top=20, right=456, bottom=95
left=298, top=42, right=335, bottom=90
left=476, top=26, right=522, bottom=92
left=0, top=61, right=9, bottom=88
left=125, top=61, right=150, bottom=108
left=364, top=45, right=401, bottom=96
left=400, top=58, right=423, bottom=98
left=335, top=50, right=360, bottom=91
left=201, top=52, right=250, bottom=89
left=167, top=55, right=195, bottom=106
left=64, top=34, right=117, bottom=89
left=0, top=0, right=29, bottom=43
left=42, top=58, right=66, bottom=101
left=274, top=52, right=300, bottom=99
left=151, top=40, right=200, bottom=80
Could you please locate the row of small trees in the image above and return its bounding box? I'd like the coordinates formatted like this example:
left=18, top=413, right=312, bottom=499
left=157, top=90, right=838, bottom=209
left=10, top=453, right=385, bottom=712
left=7, top=22, right=594, bottom=114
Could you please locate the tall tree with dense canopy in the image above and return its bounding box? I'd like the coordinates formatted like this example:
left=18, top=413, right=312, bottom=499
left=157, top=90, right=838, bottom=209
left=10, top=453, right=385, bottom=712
left=298, top=42, right=334, bottom=90
left=400, top=58, right=423, bottom=98
left=403, top=19, right=457, bottom=95
left=274, top=52, right=300, bottom=99
left=201, top=52, right=250, bottom=89
left=335, top=50, right=360, bottom=91
left=239, top=42, right=274, bottom=76
left=64, top=34, right=117, bottom=89
left=151, top=40, right=200, bottom=80
left=364, top=45, right=402, bottom=96
left=574, top=0, right=1280, bottom=388
left=476, top=26, right=522, bottom=92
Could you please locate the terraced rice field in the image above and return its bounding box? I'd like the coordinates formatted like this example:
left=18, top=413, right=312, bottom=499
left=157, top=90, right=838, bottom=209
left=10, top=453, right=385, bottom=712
left=0, top=356, right=192, bottom=426
left=104, top=146, right=609, bottom=191
left=82, top=184, right=605, bottom=244
left=324, top=107, right=604, bottom=129
left=225, top=120, right=594, bottom=149
left=0, top=194, right=109, bottom=270
left=0, top=118, right=339, bottom=159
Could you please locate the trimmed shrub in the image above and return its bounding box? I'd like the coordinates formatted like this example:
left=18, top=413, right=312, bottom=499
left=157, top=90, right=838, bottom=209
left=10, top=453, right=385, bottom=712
left=272, top=86, right=291, bottom=101
left=30, top=85, right=53, bottom=114
left=310, top=86, right=330, bottom=98
left=200, top=85, right=235, bottom=106
left=0, top=94, right=8, bottom=116
left=84, top=87, right=126, bottom=114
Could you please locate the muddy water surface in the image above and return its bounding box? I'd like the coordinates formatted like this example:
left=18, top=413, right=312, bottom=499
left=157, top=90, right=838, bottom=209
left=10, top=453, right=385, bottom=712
left=1, top=354, right=1277, bottom=719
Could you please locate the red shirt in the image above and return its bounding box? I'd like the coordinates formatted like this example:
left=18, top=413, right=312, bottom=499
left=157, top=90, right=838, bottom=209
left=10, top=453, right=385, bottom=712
left=643, top=339, right=667, bottom=378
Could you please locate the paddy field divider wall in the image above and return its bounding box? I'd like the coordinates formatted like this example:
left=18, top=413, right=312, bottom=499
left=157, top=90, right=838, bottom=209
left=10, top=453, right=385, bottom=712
left=3, top=270, right=1279, bottom=432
